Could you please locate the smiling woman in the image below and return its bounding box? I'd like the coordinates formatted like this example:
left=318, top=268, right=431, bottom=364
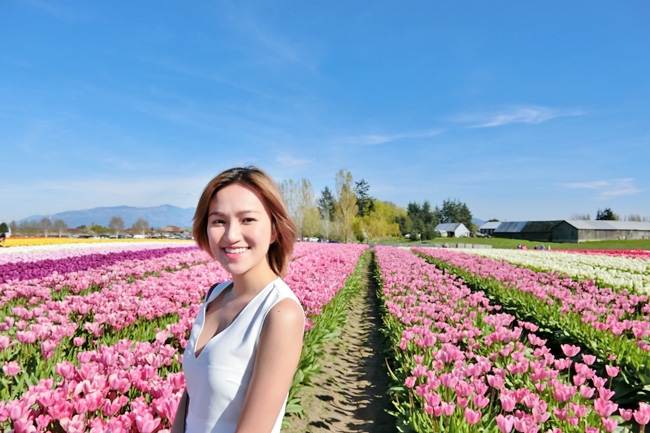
left=173, top=166, right=303, bottom=433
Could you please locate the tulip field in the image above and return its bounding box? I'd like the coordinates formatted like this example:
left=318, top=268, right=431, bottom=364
left=378, top=246, right=649, bottom=432
left=0, top=240, right=366, bottom=433
left=2, top=240, right=650, bottom=433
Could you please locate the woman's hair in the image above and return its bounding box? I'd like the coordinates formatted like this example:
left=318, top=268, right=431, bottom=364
left=193, top=166, right=297, bottom=277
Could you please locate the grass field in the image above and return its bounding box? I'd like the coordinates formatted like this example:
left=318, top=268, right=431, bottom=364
left=380, top=236, right=650, bottom=250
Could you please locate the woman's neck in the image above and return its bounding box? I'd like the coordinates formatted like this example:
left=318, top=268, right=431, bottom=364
left=230, top=265, right=278, bottom=297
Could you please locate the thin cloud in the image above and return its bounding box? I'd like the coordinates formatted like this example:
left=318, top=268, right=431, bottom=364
left=561, top=178, right=642, bottom=199
left=276, top=156, right=310, bottom=168
left=455, top=106, right=583, bottom=128
left=359, top=129, right=442, bottom=145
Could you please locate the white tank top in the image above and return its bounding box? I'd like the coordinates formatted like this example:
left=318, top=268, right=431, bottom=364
left=182, top=278, right=303, bottom=433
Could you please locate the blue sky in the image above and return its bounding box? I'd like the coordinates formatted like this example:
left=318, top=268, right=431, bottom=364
left=2, top=1, right=649, bottom=223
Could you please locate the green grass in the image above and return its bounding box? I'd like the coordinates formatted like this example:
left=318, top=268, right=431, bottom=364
left=376, top=236, right=650, bottom=251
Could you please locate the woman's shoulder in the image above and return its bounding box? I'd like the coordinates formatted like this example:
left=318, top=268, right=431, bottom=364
left=265, top=278, right=305, bottom=325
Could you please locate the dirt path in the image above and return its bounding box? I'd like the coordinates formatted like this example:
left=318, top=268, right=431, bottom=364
left=284, top=258, right=396, bottom=433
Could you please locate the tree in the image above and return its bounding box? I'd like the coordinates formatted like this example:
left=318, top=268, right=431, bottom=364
left=359, top=201, right=403, bottom=241
left=624, top=214, right=647, bottom=222
left=40, top=217, right=53, bottom=237
left=334, top=169, right=358, bottom=242
left=317, top=186, right=336, bottom=240
left=302, top=207, right=321, bottom=238
left=355, top=179, right=375, bottom=217
left=280, top=178, right=319, bottom=238
left=279, top=179, right=301, bottom=234
left=53, top=219, right=68, bottom=237
left=131, top=218, right=150, bottom=235
left=317, top=187, right=336, bottom=221
left=0, top=222, right=8, bottom=234
left=439, top=198, right=474, bottom=233
left=596, top=208, right=619, bottom=221
left=109, top=216, right=125, bottom=236
left=570, top=213, right=591, bottom=220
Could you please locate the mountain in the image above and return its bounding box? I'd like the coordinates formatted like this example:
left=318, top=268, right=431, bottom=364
left=472, top=217, right=486, bottom=227
left=21, top=205, right=196, bottom=229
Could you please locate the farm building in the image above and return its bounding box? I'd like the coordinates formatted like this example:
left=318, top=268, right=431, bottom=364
left=492, top=220, right=650, bottom=243
left=478, top=221, right=501, bottom=236
left=551, top=220, right=650, bottom=242
left=435, top=223, right=470, bottom=238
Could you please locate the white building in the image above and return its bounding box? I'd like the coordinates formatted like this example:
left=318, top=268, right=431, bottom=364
left=435, top=223, right=470, bottom=238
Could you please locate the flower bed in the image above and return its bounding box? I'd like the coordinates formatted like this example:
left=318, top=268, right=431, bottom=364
left=374, top=246, right=648, bottom=432
left=459, top=248, right=650, bottom=294
left=0, top=241, right=367, bottom=433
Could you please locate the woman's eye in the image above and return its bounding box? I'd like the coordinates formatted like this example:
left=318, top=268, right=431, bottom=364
left=211, top=219, right=225, bottom=225
left=242, top=218, right=255, bottom=223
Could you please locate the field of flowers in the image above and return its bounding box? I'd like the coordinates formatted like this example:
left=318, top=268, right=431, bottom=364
left=0, top=240, right=366, bottom=433
left=373, top=245, right=648, bottom=432
left=457, top=247, right=650, bottom=295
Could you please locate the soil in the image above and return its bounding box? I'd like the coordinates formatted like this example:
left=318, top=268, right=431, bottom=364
left=284, top=258, right=397, bottom=433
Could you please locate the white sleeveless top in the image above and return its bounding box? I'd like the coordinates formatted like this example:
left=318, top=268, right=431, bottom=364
left=182, top=278, right=303, bottom=433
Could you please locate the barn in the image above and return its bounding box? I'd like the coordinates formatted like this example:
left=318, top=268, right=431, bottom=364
left=492, top=220, right=650, bottom=243
left=551, top=220, right=650, bottom=242
left=478, top=221, right=501, bottom=236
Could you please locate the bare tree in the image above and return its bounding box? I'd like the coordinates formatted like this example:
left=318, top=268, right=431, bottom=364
left=41, top=217, right=53, bottom=237
left=109, top=216, right=125, bottom=236
left=297, top=179, right=318, bottom=238
left=279, top=179, right=301, bottom=236
left=131, top=218, right=150, bottom=236
left=53, top=219, right=68, bottom=237
left=334, top=169, right=358, bottom=242
left=570, top=213, right=591, bottom=220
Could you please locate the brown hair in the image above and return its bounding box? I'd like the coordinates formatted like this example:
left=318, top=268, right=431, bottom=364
left=193, top=166, right=297, bottom=277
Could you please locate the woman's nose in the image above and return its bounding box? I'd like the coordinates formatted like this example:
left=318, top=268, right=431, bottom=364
left=223, top=222, right=242, bottom=241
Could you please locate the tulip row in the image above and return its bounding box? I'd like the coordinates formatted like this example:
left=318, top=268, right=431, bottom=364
left=374, top=246, right=648, bottom=432
left=458, top=248, right=650, bottom=295
left=413, top=247, right=650, bottom=407
left=1, top=241, right=367, bottom=433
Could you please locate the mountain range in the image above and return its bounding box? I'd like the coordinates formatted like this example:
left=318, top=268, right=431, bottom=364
left=21, top=205, right=196, bottom=229
left=20, top=205, right=487, bottom=231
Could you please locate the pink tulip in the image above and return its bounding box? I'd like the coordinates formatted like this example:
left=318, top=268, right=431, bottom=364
left=500, top=393, right=516, bottom=412
left=2, top=361, right=21, bottom=376
left=619, top=408, right=633, bottom=421
left=464, top=407, right=481, bottom=424
left=605, top=365, right=619, bottom=377
left=135, top=412, right=161, bottom=433
left=634, top=402, right=650, bottom=425
left=594, top=398, right=618, bottom=417
left=582, top=354, right=596, bottom=365
left=473, top=394, right=489, bottom=409
left=496, top=414, right=514, bottom=433
left=601, top=417, right=618, bottom=432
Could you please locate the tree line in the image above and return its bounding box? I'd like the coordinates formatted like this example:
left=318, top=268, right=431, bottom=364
left=4, top=216, right=154, bottom=238
left=279, top=169, right=476, bottom=242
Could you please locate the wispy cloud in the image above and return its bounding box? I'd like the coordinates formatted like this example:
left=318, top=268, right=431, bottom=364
left=454, top=106, right=583, bottom=128
left=357, top=129, right=442, bottom=145
left=276, top=156, right=310, bottom=168
left=560, top=178, right=642, bottom=199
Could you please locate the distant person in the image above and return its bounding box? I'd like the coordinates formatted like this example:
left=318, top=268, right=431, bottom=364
left=0, top=232, right=6, bottom=247
left=172, top=166, right=304, bottom=433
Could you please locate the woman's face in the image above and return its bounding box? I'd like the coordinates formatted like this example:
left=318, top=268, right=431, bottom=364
left=207, top=183, right=276, bottom=279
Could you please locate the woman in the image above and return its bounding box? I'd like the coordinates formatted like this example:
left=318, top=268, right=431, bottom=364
left=172, top=166, right=304, bottom=433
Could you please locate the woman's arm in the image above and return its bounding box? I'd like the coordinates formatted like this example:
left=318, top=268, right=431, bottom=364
left=170, top=388, right=189, bottom=433
left=235, top=298, right=305, bottom=433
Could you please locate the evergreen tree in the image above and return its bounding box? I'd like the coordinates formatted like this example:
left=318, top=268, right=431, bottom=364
left=355, top=179, right=375, bottom=217
left=596, top=208, right=619, bottom=221
left=317, top=186, right=336, bottom=221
